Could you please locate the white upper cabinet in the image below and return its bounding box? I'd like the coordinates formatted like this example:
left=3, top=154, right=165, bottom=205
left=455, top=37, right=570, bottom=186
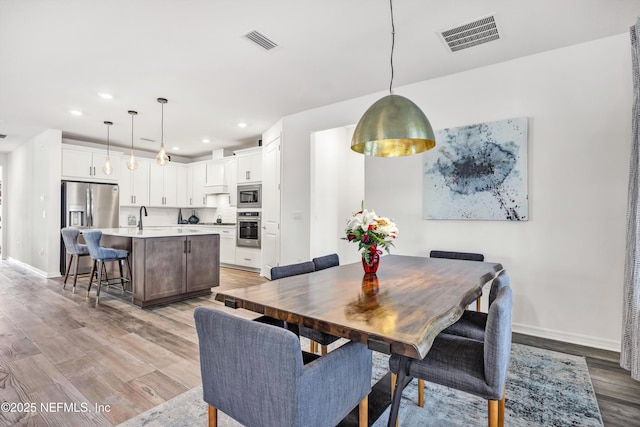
left=176, top=165, right=188, bottom=208
left=62, top=144, right=120, bottom=182
left=235, top=147, right=262, bottom=183
left=149, top=163, right=178, bottom=207
left=187, top=162, right=208, bottom=207
left=119, top=157, right=150, bottom=206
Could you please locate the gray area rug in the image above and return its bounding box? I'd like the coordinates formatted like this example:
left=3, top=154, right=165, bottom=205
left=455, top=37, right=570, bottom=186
left=118, top=342, right=603, bottom=427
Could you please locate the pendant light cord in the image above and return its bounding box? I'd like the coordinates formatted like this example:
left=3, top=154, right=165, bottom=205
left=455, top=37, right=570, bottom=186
left=130, top=114, right=134, bottom=151
left=389, top=0, right=395, bottom=94
left=161, top=102, right=164, bottom=147
left=106, top=124, right=110, bottom=155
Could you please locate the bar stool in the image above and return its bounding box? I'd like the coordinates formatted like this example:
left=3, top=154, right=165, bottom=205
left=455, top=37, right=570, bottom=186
left=82, top=230, right=132, bottom=303
left=60, top=227, right=91, bottom=292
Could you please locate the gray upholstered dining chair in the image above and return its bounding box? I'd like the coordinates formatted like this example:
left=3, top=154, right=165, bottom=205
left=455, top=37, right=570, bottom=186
left=430, top=250, right=485, bottom=311
left=82, top=230, right=131, bottom=303
left=442, top=270, right=510, bottom=341
left=412, top=270, right=511, bottom=406
left=389, top=286, right=513, bottom=427
left=194, top=307, right=372, bottom=427
left=61, top=227, right=91, bottom=292
left=312, top=253, right=340, bottom=271
left=270, top=260, right=342, bottom=355
left=270, top=260, right=315, bottom=279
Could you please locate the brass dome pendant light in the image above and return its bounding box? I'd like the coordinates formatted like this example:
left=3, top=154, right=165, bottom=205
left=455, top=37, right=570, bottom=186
left=351, top=0, right=436, bottom=157
left=102, top=120, right=113, bottom=175
left=126, top=110, right=139, bottom=170
left=156, top=97, right=170, bottom=165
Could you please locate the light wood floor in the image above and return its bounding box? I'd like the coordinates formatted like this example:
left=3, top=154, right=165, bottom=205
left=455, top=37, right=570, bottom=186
left=0, top=261, right=638, bottom=426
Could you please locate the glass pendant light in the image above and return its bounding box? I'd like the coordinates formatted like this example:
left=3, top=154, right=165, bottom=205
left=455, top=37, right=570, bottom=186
left=351, top=0, right=436, bottom=157
left=126, top=110, right=139, bottom=170
left=156, top=97, right=170, bottom=165
left=102, top=120, right=113, bottom=175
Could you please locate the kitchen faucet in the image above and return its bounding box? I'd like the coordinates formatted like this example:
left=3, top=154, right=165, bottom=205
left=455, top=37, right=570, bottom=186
left=138, top=206, right=148, bottom=230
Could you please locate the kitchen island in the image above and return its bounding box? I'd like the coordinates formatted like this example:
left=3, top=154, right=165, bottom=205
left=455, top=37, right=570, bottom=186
left=99, top=227, right=220, bottom=308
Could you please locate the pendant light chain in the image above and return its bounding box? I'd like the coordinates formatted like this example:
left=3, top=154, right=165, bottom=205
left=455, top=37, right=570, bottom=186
left=389, top=0, right=395, bottom=95
left=161, top=101, right=164, bottom=148
left=102, top=120, right=113, bottom=175
left=130, top=113, right=134, bottom=151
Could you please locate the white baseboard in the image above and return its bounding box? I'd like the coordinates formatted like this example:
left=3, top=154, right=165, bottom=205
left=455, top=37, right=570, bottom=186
left=513, top=322, right=620, bottom=353
left=8, top=257, right=61, bottom=279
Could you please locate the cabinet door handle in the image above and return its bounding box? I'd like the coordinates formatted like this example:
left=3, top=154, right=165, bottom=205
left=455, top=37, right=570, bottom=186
left=93, top=166, right=96, bottom=176
left=203, top=196, right=206, bottom=205
left=246, top=171, right=250, bottom=180
left=188, top=240, right=192, bottom=253
left=184, top=240, right=188, bottom=254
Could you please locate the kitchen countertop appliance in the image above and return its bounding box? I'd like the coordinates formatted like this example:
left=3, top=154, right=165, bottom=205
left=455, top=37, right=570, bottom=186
left=60, top=181, right=119, bottom=275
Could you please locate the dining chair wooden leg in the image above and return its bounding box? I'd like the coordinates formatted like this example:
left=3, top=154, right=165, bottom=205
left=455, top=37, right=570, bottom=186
left=359, top=395, right=368, bottom=427
left=126, top=258, right=133, bottom=282
left=72, top=255, right=81, bottom=292
left=63, top=255, right=73, bottom=288
left=208, top=405, right=217, bottom=427
left=390, top=371, right=400, bottom=427
left=87, top=260, right=96, bottom=297
left=418, top=379, right=425, bottom=407
left=476, top=298, right=481, bottom=311
left=321, top=344, right=328, bottom=356
left=391, top=372, right=396, bottom=396
left=102, top=263, right=109, bottom=288
left=96, top=260, right=104, bottom=303
left=488, top=399, right=498, bottom=427
left=118, top=259, right=125, bottom=291
left=498, top=386, right=506, bottom=427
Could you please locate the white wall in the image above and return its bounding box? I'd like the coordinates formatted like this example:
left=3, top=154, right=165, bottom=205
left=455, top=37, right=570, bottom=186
left=0, top=154, right=6, bottom=259
left=6, top=129, right=62, bottom=276
left=279, top=33, right=631, bottom=351
left=310, top=126, right=364, bottom=264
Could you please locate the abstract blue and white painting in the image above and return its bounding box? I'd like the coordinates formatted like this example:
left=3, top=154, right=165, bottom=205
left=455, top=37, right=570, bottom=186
left=423, top=117, right=528, bottom=221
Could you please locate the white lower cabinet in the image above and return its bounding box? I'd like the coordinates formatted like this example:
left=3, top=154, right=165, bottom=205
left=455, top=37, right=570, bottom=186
left=235, top=248, right=261, bottom=269
left=210, top=226, right=236, bottom=264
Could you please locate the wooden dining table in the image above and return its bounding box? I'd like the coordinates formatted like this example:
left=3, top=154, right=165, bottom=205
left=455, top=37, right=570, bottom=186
left=215, top=254, right=503, bottom=426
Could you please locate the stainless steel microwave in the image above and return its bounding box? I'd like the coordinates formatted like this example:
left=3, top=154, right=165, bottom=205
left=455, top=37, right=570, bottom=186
left=237, top=184, right=261, bottom=209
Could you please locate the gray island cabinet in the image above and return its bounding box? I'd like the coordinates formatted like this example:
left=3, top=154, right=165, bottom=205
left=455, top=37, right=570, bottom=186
left=100, top=228, right=220, bottom=308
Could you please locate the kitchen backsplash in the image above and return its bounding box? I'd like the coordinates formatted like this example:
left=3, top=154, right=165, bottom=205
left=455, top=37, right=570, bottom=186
left=119, top=205, right=237, bottom=227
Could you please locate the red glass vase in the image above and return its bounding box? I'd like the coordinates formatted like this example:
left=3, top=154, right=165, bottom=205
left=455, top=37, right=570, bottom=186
left=362, top=246, right=380, bottom=273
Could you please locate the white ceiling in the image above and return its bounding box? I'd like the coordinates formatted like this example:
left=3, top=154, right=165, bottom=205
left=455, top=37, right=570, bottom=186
left=1, top=0, right=639, bottom=158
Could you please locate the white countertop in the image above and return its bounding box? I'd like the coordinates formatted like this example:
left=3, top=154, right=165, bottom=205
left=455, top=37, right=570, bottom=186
left=98, top=227, right=224, bottom=238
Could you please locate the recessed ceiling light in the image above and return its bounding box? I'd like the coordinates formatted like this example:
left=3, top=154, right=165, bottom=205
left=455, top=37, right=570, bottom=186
left=98, top=92, right=113, bottom=99
left=172, top=146, right=179, bottom=151
left=69, top=110, right=83, bottom=116
left=237, top=122, right=247, bottom=128
left=202, top=139, right=210, bottom=143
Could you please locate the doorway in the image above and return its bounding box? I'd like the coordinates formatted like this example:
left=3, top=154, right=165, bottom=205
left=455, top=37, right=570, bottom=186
left=310, top=126, right=364, bottom=265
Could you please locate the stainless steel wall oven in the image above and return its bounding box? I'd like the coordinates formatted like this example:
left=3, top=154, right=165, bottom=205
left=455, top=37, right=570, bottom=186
left=237, top=211, right=261, bottom=248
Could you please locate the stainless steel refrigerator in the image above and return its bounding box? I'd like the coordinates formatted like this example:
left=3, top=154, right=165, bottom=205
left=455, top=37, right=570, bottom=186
left=60, top=181, right=119, bottom=275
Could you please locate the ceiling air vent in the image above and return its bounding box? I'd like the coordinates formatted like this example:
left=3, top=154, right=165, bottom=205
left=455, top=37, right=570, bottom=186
left=438, top=14, right=500, bottom=53
left=0, top=134, right=6, bottom=139
left=243, top=30, right=278, bottom=51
